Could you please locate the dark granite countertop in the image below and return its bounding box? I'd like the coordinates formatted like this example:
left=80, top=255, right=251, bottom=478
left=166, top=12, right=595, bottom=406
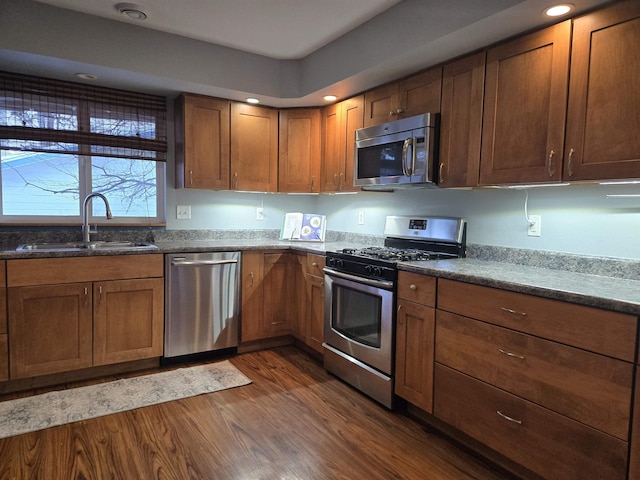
left=399, top=258, right=640, bottom=316
left=1, top=236, right=638, bottom=316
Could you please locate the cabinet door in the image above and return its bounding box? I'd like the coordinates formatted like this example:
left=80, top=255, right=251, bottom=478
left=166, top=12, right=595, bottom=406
left=231, top=103, right=278, bottom=192
left=9, top=283, right=93, bottom=378
left=480, top=21, right=571, bottom=185
left=564, top=2, right=640, bottom=181
left=279, top=108, right=321, bottom=193
left=0, top=334, right=6, bottom=382
left=240, top=250, right=264, bottom=342
left=629, top=369, right=640, bottom=480
left=321, top=96, right=363, bottom=192
left=175, top=94, right=230, bottom=189
left=439, top=52, right=484, bottom=187
left=93, top=278, right=164, bottom=366
left=340, top=95, right=364, bottom=191
left=306, top=274, right=325, bottom=354
left=321, top=102, right=342, bottom=192
left=397, top=67, right=442, bottom=119
left=363, top=82, right=398, bottom=127
left=262, top=253, right=300, bottom=338
left=395, top=300, right=435, bottom=413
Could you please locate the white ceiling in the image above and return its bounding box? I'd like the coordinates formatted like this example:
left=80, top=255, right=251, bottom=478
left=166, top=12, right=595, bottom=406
left=32, top=0, right=403, bottom=59
left=1, top=0, right=614, bottom=107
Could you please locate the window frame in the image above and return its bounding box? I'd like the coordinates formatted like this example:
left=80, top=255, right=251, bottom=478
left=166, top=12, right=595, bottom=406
left=0, top=71, right=167, bottom=226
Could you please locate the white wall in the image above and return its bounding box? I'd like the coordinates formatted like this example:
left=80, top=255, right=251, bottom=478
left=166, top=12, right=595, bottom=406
left=165, top=181, right=640, bottom=259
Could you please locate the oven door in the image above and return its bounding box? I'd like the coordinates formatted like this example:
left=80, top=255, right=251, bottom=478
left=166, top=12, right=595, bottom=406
left=323, top=267, right=394, bottom=375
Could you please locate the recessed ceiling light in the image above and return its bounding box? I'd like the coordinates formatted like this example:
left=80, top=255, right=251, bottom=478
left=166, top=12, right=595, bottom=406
left=323, top=95, right=338, bottom=102
left=246, top=98, right=260, bottom=104
left=75, top=73, right=99, bottom=81
left=545, top=4, right=573, bottom=16
left=115, top=3, right=147, bottom=20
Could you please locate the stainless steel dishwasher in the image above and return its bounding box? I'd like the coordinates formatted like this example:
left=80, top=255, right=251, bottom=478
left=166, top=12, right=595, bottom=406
left=164, top=251, right=240, bottom=358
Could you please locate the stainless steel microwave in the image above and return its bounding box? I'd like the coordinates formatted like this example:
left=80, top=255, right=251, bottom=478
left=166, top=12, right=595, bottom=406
left=354, top=113, right=438, bottom=189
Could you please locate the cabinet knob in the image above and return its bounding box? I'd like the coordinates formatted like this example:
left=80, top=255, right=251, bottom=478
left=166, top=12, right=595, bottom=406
left=409, top=284, right=417, bottom=290
left=312, top=262, right=318, bottom=267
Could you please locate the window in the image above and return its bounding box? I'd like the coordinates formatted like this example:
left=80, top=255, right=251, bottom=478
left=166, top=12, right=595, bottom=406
left=0, top=71, right=167, bottom=225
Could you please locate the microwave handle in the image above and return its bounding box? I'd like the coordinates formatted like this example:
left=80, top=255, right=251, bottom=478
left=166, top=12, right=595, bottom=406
left=402, top=138, right=415, bottom=176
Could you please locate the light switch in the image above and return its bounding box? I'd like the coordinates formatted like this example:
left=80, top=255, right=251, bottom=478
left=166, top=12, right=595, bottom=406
left=176, top=205, right=191, bottom=220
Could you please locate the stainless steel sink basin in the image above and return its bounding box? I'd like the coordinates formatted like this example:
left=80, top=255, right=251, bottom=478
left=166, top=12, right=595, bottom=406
left=16, top=241, right=157, bottom=252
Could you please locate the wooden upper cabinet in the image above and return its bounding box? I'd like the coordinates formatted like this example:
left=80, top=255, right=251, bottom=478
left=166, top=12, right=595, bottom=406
left=231, top=103, right=279, bottom=192
left=439, top=52, right=485, bottom=187
left=174, top=94, right=230, bottom=190
left=363, top=67, right=442, bottom=127
left=479, top=21, right=571, bottom=185
left=564, top=2, right=640, bottom=181
left=321, top=95, right=364, bottom=192
left=278, top=108, right=321, bottom=193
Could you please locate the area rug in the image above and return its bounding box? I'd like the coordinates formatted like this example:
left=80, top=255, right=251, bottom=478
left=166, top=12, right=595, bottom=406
left=0, top=360, right=251, bottom=439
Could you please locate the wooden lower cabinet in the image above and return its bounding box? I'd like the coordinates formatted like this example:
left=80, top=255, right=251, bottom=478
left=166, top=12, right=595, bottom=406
left=629, top=369, right=640, bottom=479
left=241, top=250, right=305, bottom=342
left=93, top=278, right=164, bottom=366
left=434, top=364, right=628, bottom=480
left=395, top=271, right=436, bottom=412
left=9, top=283, right=93, bottom=378
left=6, top=255, right=164, bottom=380
left=0, top=335, right=7, bottom=382
left=436, top=309, right=633, bottom=440
left=304, top=254, right=326, bottom=353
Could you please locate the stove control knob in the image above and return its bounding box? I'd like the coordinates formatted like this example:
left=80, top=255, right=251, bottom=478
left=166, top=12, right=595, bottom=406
left=328, top=258, right=335, bottom=266
left=373, top=266, right=383, bottom=277
left=337, top=259, right=344, bottom=267
left=365, top=265, right=373, bottom=273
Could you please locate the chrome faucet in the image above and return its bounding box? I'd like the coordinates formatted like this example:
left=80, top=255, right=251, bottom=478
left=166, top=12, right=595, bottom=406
left=82, top=193, right=113, bottom=243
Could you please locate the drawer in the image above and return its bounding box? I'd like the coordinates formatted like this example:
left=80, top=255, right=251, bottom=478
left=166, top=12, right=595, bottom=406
left=306, top=253, right=326, bottom=277
left=7, top=254, right=164, bottom=287
left=437, top=278, right=637, bottom=361
left=397, top=271, right=436, bottom=307
left=434, top=364, right=628, bottom=480
left=0, top=334, right=7, bottom=382
left=436, top=310, right=633, bottom=439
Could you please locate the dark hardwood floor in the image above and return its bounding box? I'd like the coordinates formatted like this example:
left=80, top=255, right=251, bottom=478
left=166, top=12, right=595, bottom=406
left=0, top=347, right=517, bottom=479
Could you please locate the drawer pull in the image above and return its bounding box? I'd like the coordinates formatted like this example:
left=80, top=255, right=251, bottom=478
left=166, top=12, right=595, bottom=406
left=409, top=284, right=417, bottom=290
left=499, top=348, right=525, bottom=360
left=497, top=410, right=522, bottom=425
left=501, top=307, right=527, bottom=317
left=312, top=262, right=318, bottom=267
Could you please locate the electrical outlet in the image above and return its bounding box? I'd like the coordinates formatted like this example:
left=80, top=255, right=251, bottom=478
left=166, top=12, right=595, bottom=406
left=176, top=205, right=191, bottom=220
left=256, top=207, right=264, bottom=220
left=358, top=211, right=365, bottom=225
left=527, top=215, right=541, bottom=237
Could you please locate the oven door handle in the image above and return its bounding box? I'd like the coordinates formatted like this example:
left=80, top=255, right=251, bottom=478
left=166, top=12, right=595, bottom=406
left=323, top=267, right=394, bottom=290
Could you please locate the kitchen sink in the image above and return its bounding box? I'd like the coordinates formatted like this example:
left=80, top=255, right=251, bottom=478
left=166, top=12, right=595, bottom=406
left=16, top=241, right=157, bottom=252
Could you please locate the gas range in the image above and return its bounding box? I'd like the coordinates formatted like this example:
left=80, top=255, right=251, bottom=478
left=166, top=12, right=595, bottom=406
left=325, top=216, right=467, bottom=282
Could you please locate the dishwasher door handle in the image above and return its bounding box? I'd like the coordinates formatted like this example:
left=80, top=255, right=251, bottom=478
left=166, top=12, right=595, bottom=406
left=171, top=258, right=239, bottom=266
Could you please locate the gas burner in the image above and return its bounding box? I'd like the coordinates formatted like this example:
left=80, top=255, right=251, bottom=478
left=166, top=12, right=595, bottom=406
left=340, top=246, right=448, bottom=262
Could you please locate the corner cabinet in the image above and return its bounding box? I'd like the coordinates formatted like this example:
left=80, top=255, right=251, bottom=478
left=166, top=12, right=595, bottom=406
left=240, top=250, right=305, bottom=342
left=279, top=108, right=321, bottom=193
left=174, top=94, right=231, bottom=189
left=321, top=95, right=363, bottom=192
left=363, top=67, right=442, bottom=128
left=479, top=21, right=571, bottom=185
left=7, top=255, right=164, bottom=379
left=231, top=103, right=278, bottom=192
left=563, top=2, right=640, bottom=181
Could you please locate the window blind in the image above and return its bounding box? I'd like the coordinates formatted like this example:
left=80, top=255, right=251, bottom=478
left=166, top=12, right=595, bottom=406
left=0, top=71, right=167, bottom=161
